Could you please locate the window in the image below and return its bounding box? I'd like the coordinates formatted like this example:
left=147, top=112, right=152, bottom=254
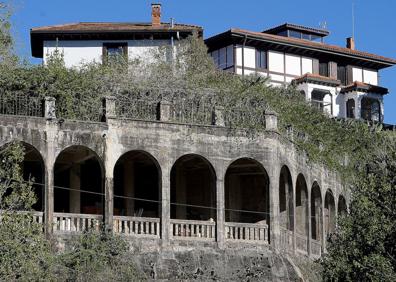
left=103, top=43, right=128, bottom=64
left=289, top=30, right=302, bottom=39
left=346, top=99, right=355, bottom=118
left=319, top=61, right=329, bottom=77
left=211, top=46, right=234, bottom=70
left=256, top=49, right=267, bottom=69
left=337, top=65, right=347, bottom=85
left=311, top=90, right=332, bottom=113
left=361, top=98, right=381, bottom=122
left=302, top=33, right=311, bottom=40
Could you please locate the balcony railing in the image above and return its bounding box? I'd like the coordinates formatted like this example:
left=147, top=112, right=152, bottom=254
left=295, top=232, right=309, bottom=254
left=311, top=239, right=322, bottom=257
left=53, top=212, right=102, bottom=233
left=170, top=219, right=216, bottom=241
left=113, top=216, right=160, bottom=238
left=225, top=222, right=269, bottom=243
left=0, top=94, right=43, bottom=117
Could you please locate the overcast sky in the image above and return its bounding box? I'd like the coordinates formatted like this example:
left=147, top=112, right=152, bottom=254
left=9, top=0, right=396, bottom=123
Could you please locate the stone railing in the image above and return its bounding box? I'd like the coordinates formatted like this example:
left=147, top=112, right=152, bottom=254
left=311, top=239, right=322, bottom=257
left=53, top=212, right=102, bottom=233
left=279, top=227, right=293, bottom=251
left=170, top=219, right=216, bottom=241
left=0, top=94, right=43, bottom=117
left=225, top=222, right=269, bottom=243
left=295, top=232, right=308, bottom=254
left=113, top=216, right=160, bottom=238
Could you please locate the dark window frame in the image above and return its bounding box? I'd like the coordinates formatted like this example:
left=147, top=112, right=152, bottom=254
left=102, top=42, right=128, bottom=64
left=346, top=99, right=355, bottom=118
left=361, top=97, right=381, bottom=122
left=255, top=49, right=267, bottom=70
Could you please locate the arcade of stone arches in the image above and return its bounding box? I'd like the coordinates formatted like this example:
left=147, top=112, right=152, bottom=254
left=3, top=141, right=347, bottom=256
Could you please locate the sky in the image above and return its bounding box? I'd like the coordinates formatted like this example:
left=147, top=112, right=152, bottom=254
left=8, top=0, right=396, bottom=124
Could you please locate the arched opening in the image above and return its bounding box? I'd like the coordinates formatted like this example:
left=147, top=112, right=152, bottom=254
left=324, top=190, right=336, bottom=238
left=279, top=166, right=293, bottom=232
left=346, top=99, right=355, bottom=118
left=225, top=158, right=269, bottom=224
left=296, top=174, right=309, bottom=238
left=338, top=195, right=347, bottom=216
left=361, top=97, right=381, bottom=122
left=113, top=151, right=160, bottom=218
left=311, top=89, right=332, bottom=114
left=171, top=154, right=216, bottom=220
left=54, top=146, right=104, bottom=214
left=311, top=182, right=322, bottom=241
left=0, top=142, right=45, bottom=211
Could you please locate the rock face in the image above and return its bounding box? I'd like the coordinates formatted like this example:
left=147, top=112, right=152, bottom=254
left=128, top=242, right=303, bottom=281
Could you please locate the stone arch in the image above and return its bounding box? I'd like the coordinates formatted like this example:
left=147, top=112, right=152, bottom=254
left=338, top=195, right=347, bottom=216
left=0, top=141, right=45, bottom=211
left=279, top=165, right=294, bottom=232
left=324, top=189, right=336, bottom=238
left=54, top=145, right=104, bottom=214
left=170, top=154, right=216, bottom=220
left=296, top=174, right=309, bottom=238
left=311, top=182, right=322, bottom=241
left=225, top=158, right=269, bottom=225
left=113, top=150, right=161, bottom=218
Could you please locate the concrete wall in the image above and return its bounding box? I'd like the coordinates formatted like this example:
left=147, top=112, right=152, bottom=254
left=43, top=39, right=172, bottom=68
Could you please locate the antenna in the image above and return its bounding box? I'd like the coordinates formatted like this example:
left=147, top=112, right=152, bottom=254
left=319, top=21, right=327, bottom=30
left=352, top=1, right=355, bottom=39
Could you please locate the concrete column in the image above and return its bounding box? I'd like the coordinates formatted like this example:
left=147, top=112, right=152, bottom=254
left=175, top=168, right=186, bottom=219
left=269, top=165, right=280, bottom=250
left=161, top=164, right=171, bottom=245
left=44, top=97, right=56, bottom=120
left=216, top=171, right=225, bottom=248
left=160, top=100, right=172, bottom=122
left=321, top=195, right=326, bottom=253
left=213, top=106, right=225, bottom=126
left=44, top=120, right=57, bottom=237
left=292, top=178, right=297, bottom=254
left=265, top=110, right=278, bottom=131
left=69, top=163, right=81, bottom=213
left=123, top=161, right=135, bottom=215
left=104, top=96, right=116, bottom=119
left=104, top=177, right=114, bottom=232
left=307, top=177, right=312, bottom=256
left=103, top=122, right=114, bottom=232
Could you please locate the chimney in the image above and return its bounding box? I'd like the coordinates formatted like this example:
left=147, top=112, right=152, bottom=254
left=151, top=3, right=161, bottom=27
left=346, top=37, right=355, bottom=50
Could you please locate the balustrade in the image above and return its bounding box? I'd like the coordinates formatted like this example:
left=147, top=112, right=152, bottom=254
left=53, top=212, right=102, bottom=233
left=225, top=222, right=269, bottom=243
left=170, top=219, right=216, bottom=240
left=113, top=216, right=160, bottom=238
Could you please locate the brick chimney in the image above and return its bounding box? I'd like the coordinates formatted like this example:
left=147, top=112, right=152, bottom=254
left=346, top=37, right=355, bottom=50
left=151, top=3, right=161, bottom=27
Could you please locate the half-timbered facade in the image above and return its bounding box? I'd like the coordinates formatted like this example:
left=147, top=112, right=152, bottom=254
left=205, top=23, right=396, bottom=122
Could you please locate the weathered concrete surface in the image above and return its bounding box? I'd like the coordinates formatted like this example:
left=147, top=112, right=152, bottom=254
left=128, top=242, right=303, bottom=281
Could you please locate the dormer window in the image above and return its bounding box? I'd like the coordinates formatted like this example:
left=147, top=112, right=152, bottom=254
left=103, top=42, right=128, bottom=64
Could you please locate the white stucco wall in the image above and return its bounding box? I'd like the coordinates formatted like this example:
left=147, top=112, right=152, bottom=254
left=43, top=39, right=173, bottom=68
left=268, top=51, right=284, bottom=73
left=352, top=67, right=378, bottom=85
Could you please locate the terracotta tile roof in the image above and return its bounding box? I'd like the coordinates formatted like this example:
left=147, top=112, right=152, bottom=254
left=340, top=81, right=388, bottom=95
left=31, top=22, right=203, bottom=33
left=292, top=73, right=341, bottom=86
left=219, top=28, right=396, bottom=66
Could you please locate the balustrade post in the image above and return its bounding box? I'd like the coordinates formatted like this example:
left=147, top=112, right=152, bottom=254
left=213, top=106, right=225, bottom=126
left=104, top=96, right=116, bottom=120
left=265, top=110, right=278, bottom=131
left=44, top=97, right=56, bottom=120
left=160, top=100, right=172, bottom=122
left=270, top=165, right=281, bottom=250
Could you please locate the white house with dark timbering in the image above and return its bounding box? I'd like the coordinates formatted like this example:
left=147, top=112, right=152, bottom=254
left=30, top=4, right=202, bottom=68
left=205, top=23, right=396, bottom=123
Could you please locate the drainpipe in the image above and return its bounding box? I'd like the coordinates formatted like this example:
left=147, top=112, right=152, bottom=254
left=242, top=34, right=247, bottom=77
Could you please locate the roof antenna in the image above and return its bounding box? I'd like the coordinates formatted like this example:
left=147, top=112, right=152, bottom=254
left=319, top=21, right=327, bottom=43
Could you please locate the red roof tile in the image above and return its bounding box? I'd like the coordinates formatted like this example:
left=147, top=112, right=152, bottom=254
left=340, top=81, right=388, bottom=95
left=292, top=73, right=341, bottom=86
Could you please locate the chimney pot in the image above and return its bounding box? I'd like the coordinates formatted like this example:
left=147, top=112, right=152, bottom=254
left=346, top=37, right=355, bottom=50
left=151, top=3, right=161, bottom=27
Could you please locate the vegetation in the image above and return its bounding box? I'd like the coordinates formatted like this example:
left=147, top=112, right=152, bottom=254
left=0, top=3, right=395, bottom=280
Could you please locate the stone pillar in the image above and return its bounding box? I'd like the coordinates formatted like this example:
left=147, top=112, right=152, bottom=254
left=123, top=161, right=135, bottom=215
left=292, top=178, right=297, bottom=254
left=104, top=96, right=116, bottom=119
left=321, top=195, right=326, bottom=253
left=269, top=165, right=281, bottom=250
left=69, top=163, right=81, bottom=213
left=265, top=110, right=278, bottom=131
left=216, top=168, right=225, bottom=248
left=307, top=178, right=312, bottom=256
left=213, top=106, right=225, bottom=126
left=104, top=177, right=114, bottom=232
left=44, top=120, right=57, bottom=237
left=103, top=123, right=114, bottom=232
left=160, top=100, right=172, bottom=122
left=44, top=97, right=56, bottom=120
left=161, top=164, right=171, bottom=245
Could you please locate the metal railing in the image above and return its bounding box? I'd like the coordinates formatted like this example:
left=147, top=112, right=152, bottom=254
left=0, top=94, right=43, bottom=117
